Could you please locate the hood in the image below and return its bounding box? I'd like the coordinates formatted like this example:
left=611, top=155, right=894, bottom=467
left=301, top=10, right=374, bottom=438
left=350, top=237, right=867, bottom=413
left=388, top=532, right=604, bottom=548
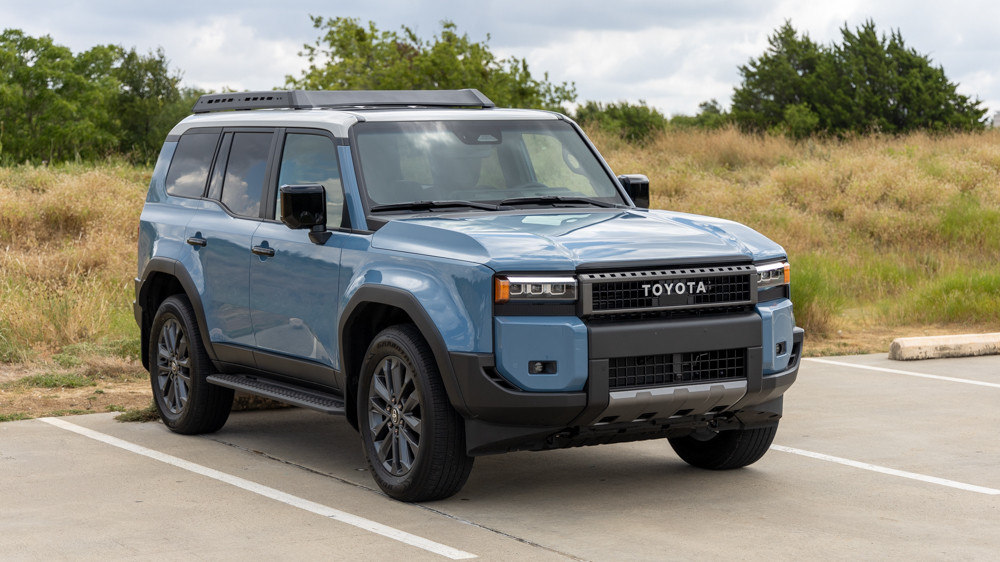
left=370, top=209, right=786, bottom=271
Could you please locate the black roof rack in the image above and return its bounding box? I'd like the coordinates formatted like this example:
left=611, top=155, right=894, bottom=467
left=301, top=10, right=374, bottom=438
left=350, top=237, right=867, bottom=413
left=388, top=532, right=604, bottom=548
left=192, top=89, right=495, bottom=113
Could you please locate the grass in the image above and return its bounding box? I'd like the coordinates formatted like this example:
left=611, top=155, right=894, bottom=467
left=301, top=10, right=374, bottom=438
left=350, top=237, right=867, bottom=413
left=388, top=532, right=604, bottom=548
left=1, top=130, right=998, bottom=371
left=593, top=127, right=1000, bottom=338
left=115, top=402, right=160, bottom=422
left=4, top=372, right=96, bottom=389
left=0, top=160, right=148, bottom=363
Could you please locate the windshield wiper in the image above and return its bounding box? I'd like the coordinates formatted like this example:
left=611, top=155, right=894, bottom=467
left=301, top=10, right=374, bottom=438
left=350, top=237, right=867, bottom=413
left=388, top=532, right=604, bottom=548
left=370, top=200, right=503, bottom=212
left=497, top=196, right=617, bottom=208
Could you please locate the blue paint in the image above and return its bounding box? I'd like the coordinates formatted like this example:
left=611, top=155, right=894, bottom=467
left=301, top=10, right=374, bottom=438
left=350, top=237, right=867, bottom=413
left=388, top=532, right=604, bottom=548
left=758, top=299, right=795, bottom=373
left=494, top=317, right=588, bottom=391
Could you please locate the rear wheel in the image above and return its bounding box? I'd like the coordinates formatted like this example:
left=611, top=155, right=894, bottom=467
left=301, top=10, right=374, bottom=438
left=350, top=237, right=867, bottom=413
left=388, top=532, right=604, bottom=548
left=668, top=424, right=778, bottom=470
left=149, top=295, right=234, bottom=434
left=358, top=325, right=473, bottom=502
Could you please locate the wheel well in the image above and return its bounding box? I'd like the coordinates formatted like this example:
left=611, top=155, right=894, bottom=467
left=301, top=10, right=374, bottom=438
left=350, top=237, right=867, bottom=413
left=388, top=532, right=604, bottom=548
left=139, top=273, right=185, bottom=369
left=342, top=302, right=413, bottom=430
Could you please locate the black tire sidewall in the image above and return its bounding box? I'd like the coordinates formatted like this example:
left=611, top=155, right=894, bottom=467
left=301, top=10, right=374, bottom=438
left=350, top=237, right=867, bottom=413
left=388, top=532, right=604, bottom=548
left=149, top=295, right=232, bottom=434
left=357, top=326, right=464, bottom=501
left=668, top=424, right=778, bottom=470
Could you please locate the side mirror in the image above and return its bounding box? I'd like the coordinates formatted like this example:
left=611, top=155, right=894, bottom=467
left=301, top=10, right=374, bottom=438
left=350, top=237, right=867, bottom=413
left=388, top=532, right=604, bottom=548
left=618, top=174, right=650, bottom=209
left=280, top=184, right=331, bottom=244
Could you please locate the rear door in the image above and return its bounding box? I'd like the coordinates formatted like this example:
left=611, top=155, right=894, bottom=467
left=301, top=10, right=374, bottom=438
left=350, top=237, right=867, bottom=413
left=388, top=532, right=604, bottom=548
left=191, top=129, right=275, bottom=366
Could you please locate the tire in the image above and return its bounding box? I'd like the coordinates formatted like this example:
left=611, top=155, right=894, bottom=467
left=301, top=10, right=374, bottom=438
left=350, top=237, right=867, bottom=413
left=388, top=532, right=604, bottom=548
left=357, top=325, right=473, bottom=502
left=668, top=424, right=778, bottom=470
left=149, top=295, right=234, bottom=434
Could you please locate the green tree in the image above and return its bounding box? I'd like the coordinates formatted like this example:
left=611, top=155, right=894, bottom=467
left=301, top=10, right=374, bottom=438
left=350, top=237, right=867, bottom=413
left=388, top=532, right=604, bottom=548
left=575, top=100, right=667, bottom=144
left=0, top=29, right=191, bottom=163
left=64, top=44, right=121, bottom=159
left=0, top=30, right=138, bottom=162
left=782, top=102, right=820, bottom=139
left=730, top=21, right=825, bottom=134
left=113, top=47, right=187, bottom=161
left=731, top=20, right=986, bottom=136
left=287, top=17, right=576, bottom=111
left=0, top=29, right=80, bottom=162
left=832, top=22, right=984, bottom=132
left=669, top=99, right=731, bottom=130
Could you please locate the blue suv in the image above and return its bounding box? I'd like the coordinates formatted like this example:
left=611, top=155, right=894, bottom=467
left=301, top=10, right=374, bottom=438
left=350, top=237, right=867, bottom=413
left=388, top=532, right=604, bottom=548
left=135, top=90, right=803, bottom=501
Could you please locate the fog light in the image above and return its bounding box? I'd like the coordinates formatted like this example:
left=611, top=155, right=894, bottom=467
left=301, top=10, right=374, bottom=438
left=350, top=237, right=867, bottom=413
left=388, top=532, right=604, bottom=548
left=530, top=361, right=556, bottom=374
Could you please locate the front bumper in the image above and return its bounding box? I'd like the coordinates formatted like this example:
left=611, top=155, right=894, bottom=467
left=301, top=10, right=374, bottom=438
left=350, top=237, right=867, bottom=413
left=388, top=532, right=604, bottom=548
left=451, top=317, right=803, bottom=455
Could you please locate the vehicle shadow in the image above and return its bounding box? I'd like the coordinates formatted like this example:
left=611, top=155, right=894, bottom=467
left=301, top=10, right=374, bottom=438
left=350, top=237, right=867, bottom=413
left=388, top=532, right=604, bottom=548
left=208, top=407, right=784, bottom=512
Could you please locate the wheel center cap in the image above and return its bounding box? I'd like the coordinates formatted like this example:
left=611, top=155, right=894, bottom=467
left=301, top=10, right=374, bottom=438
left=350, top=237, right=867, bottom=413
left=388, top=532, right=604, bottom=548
left=390, top=408, right=400, bottom=425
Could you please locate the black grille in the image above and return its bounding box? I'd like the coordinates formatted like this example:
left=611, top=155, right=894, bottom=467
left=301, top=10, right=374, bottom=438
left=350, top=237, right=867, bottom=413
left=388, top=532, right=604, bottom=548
left=580, top=265, right=754, bottom=315
left=608, top=348, right=746, bottom=390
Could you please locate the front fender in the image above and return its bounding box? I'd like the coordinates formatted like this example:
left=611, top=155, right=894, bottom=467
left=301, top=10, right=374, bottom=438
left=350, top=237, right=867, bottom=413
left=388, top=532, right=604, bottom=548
left=342, top=258, right=494, bottom=353
left=338, top=258, right=495, bottom=418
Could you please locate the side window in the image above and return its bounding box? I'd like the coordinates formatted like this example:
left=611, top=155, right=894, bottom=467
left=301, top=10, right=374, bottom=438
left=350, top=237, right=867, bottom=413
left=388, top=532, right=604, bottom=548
left=220, top=132, right=272, bottom=217
left=277, top=133, right=346, bottom=228
left=164, top=132, right=220, bottom=198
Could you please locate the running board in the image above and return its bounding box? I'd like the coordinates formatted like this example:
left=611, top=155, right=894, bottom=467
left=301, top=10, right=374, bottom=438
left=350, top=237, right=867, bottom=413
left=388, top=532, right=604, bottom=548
left=207, top=374, right=346, bottom=415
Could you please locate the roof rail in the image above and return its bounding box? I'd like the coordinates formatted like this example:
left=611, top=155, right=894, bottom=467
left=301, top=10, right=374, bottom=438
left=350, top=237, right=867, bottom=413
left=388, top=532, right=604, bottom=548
left=192, top=89, right=495, bottom=113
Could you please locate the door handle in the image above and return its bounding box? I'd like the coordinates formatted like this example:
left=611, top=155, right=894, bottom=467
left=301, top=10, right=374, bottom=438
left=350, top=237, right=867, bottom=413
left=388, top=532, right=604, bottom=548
left=186, top=237, right=207, bottom=247
left=251, top=245, right=275, bottom=257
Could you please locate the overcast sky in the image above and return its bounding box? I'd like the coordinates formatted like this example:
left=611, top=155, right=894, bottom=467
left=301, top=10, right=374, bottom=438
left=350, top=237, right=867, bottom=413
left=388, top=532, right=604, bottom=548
left=4, top=1, right=1000, bottom=118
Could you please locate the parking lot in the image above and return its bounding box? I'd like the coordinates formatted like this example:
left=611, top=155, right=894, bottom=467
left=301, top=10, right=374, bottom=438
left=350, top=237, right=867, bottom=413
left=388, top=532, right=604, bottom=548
left=2, top=353, right=998, bottom=561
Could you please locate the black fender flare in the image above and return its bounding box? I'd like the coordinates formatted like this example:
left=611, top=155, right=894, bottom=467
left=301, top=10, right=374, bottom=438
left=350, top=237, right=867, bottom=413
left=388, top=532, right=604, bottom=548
left=339, top=285, right=472, bottom=418
left=137, top=257, right=218, bottom=366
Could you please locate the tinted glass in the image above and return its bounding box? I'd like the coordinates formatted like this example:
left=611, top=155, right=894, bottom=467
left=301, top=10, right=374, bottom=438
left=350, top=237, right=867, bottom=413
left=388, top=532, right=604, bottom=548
left=277, top=133, right=345, bottom=228
left=164, top=132, right=220, bottom=198
left=205, top=133, right=233, bottom=201
left=353, top=120, right=622, bottom=206
left=220, top=132, right=272, bottom=217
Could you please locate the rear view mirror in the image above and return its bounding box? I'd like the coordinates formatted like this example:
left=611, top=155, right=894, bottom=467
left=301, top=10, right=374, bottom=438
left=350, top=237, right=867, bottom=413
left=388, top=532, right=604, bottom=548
left=618, top=174, right=650, bottom=209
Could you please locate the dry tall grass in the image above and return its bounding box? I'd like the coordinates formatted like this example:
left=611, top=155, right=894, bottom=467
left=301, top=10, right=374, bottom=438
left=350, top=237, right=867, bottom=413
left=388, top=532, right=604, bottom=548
left=1, top=129, right=999, bottom=362
left=593, top=127, right=1000, bottom=338
left=0, top=163, right=148, bottom=361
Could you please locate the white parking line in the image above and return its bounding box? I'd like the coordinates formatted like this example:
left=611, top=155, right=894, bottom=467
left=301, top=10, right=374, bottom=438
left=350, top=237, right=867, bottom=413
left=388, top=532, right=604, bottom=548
left=771, top=445, right=1000, bottom=495
left=803, top=357, right=1000, bottom=388
left=38, top=417, right=477, bottom=560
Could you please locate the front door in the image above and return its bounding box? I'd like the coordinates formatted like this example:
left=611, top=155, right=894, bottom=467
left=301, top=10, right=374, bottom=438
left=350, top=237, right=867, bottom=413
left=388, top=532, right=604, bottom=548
left=249, top=131, right=347, bottom=387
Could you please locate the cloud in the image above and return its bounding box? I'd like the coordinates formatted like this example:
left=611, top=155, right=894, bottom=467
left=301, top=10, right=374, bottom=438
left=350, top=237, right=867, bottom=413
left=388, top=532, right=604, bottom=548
left=157, top=16, right=309, bottom=91
left=2, top=0, right=999, bottom=115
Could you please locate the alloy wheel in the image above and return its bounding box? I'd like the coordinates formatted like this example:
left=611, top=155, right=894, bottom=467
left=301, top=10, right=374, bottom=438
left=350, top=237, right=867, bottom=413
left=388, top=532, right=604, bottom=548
left=366, top=355, right=422, bottom=476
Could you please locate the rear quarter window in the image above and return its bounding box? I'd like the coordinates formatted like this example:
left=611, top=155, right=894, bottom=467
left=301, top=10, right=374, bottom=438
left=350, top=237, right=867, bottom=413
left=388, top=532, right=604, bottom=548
left=164, top=132, right=221, bottom=198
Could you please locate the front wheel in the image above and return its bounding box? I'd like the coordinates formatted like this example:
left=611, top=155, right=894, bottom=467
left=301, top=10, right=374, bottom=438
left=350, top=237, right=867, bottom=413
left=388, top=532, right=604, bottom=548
left=149, top=295, right=234, bottom=434
left=668, top=424, right=778, bottom=470
left=358, top=325, right=473, bottom=502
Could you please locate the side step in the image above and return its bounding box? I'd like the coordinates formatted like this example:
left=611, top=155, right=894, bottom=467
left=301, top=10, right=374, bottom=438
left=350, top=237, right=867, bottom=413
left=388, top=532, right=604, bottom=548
left=207, top=374, right=346, bottom=415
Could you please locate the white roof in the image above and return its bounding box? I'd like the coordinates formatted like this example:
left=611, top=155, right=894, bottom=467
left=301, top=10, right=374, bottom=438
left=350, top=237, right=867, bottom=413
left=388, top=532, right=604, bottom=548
left=169, top=107, right=561, bottom=138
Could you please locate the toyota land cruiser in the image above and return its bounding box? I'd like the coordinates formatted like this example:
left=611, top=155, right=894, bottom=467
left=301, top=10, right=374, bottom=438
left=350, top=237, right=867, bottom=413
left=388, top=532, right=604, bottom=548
left=135, top=89, right=802, bottom=501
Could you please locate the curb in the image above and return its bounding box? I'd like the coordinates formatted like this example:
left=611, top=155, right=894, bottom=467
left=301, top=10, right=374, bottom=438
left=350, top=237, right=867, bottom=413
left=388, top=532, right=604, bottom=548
left=889, top=333, right=1000, bottom=361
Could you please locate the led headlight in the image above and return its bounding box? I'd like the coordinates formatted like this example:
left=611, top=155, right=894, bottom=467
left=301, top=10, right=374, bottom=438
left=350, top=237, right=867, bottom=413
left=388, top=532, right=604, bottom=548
left=756, top=261, right=790, bottom=301
left=494, top=275, right=577, bottom=304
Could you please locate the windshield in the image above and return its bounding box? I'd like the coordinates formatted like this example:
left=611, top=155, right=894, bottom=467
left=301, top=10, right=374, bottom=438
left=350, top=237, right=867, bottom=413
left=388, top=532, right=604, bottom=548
left=353, top=119, right=625, bottom=210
